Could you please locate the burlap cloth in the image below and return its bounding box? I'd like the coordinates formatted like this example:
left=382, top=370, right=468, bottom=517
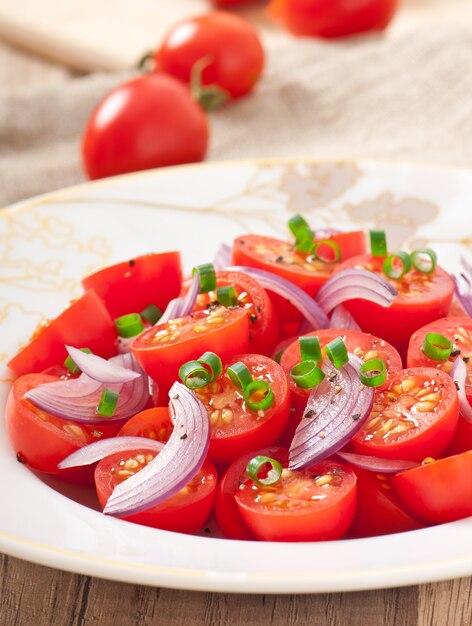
left=1, top=25, right=472, bottom=208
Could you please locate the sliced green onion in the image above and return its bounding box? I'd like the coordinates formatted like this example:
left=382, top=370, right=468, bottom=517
left=325, top=337, right=349, bottom=368
left=246, top=455, right=283, bottom=486
left=216, top=285, right=238, bottom=307
left=198, top=351, right=223, bottom=381
left=290, top=361, right=325, bottom=389
left=422, top=332, right=452, bottom=361
left=370, top=230, right=388, bottom=257
left=114, top=313, right=144, bottom=338
left=299, top=336, right=322, bottom=362
left=243, top=380, right=275, bottom=412
left=193, top=263, right=216, bottom=293
left=288, top=214, right=314, bottom=253
left=359, top=358, right=387, bottom=387
left=140, top=304, right=162, bottom=325
left=178, top=360, right=211, bottom=389
left=411, top=249, right=437, bottom=274
left=64, top=347, right=92, bottom=375
left=383, top=251, right=412, bottom=279
left=312, top=239, right=341, bottom=264
left=227, top=361, right=253, bottom=392
left=274, top=348, right=286, bottom=364
left=96, top=388, right=120, bottom=417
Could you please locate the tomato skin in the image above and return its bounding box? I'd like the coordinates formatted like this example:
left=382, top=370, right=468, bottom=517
left=347, top=467, right=425, bottom=538
left=81, top=74, right=209, bottom=180
left=82, top=252, right=182, bottom=319
left=95, top=451, right=217, bottom=534
left=236, top=459, right=357, bottom=542
left=8, top=290, right=117, bottom=378
left=205, top=354, right=291, bottom=464
left=392, top=451, right=472, bottom=524
left=447, top=417, right=472, bottom=456
left=156, top=12, right=264, bottom=99
left=352, top=368, right=460, bottom=462
left=132, top=307, right=249, bottom=401
left=334, top=255, right=454, bottom=356
left=268, top=0, right=398, bottom=38
left=6, top=374, right=120, bottom=483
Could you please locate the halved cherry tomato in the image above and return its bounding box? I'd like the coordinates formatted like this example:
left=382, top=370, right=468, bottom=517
left=155, top=12, right=264, bottom=99
left=195, top=354, right=290, bottom=464
left=95, top=449, right=217, bottom=533
left=215, top=446, right=288, bottom=540
left=392, top=451, right=472, bottom=524
left=352, top=368, right=459, bottom=461
left=184, top=270, right=278, bottom=355
left=132, top=305, right=249, bottom=401
left=347, top=466, right=424, bottom=538
left=280, top=329, right=402, bottom=410
left=82, top=252, right=182, bottom=319
left=235, top=457, right=357, bottom=541
left=117, top=407, right=173, bottom=443
left=334, top=254, right=454, bottom=356
left=407, top=317, right=472, bottom=401
left=8, top=291, right=117, bottom=378
left=6, top=374, right=120, bottom=482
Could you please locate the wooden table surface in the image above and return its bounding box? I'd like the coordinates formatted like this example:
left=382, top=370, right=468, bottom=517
left=1, top=38, right=472, bottom=626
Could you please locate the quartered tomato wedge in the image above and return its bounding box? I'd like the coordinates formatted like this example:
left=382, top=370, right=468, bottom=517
left=334, top=254, right=454, bottom=355
left=392, top=451, right=472, bottom=524
left=183, top=270, right=279, bottom=355
left=352, top=367, right=459, bottom=461
left=235, top=458, right=357, bottom=541
left=8, top=290, right=117, bottom=377
left=131, top=306, right=249, bottom=401
left=82, top=251, right=182, bottom=318
left=280, top=329, right=402, bottom=410
left=407, top=317, right=472, bottom=401
left=347, top=466, right=424, bottom=538
left=6, top=374, right=120, bottom=482
left=95, top=449, right=217, bottom=533
left=195, top=354, right=290, bottom=464
left=214, top=446, right=288, bottom=540
left=117, top=407, right=173, bottom=443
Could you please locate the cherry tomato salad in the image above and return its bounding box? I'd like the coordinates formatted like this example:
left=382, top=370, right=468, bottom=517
left=6, top=217, right=472, bottom=542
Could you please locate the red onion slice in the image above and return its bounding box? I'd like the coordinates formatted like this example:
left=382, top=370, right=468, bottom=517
left=213, top=242, right=232, bottom=270
left=329, top=304, right=361, bottom=331
left=452, top=357, right=472, bottom=423
left=337, top=451, right=419, bottom=474
left=58, top=436, right=164, bottom=469
left=66, top=346, right=139, bottom=383
left=158, top=271, right=200, bottom=325
left=316, top=269, right=398, bottom=313
left=229, top=265, right=329, bottom=329
left=289, top=354, right=374, bottom=470
left=453, top=257, right=472, bottom=317
left=103, top=382, right=210, bottom=516
left=25, top=353, right=149, bottom=424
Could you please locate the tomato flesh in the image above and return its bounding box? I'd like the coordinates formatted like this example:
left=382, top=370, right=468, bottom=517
left=235, top=458, right=357, bottom=541
left=117, top=407, right=173, bottom=443
left=95, top=449, right=217, bottom=534
left=392, top=451, right=472, bottom=524
left=352, top=367, right=459, bottom=461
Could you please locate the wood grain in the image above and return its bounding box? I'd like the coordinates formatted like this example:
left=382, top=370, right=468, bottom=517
left=1, top=37, right=472, bottom=626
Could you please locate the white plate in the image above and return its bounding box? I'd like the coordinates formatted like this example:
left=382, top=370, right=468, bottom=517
left=1, top=158, right=471, bottom=594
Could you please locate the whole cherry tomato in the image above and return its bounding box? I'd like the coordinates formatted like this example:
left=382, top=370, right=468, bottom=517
left=82, top=74, right=209, bottom=180
left=155, top=12, right=264, bottom=100
left=268, top=0, right=398, bottom=38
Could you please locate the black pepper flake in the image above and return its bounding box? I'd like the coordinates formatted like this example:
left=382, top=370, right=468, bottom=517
left=351, top=413, right=361, bottom=421
left=180, top=433, right=188, bottom=440
left=328, top=373, right=338, bottom=383
left=275, top=256, right=284, bottom=263
left=172, top=393, right=180, bottom=400
left=249, top=314, right=258, bottom=324
left=256, top=306, right=262, bottom=313
left=239, top=239, right=245, bottom=245
left=304, top=409, right=316, bottom=419
left=454, top=380, right=460, bottom=391
left=128, top=259, right=135, bottom=267
left=204, top=527, right=211, bottom=534
left=311, top=474, right=320, bottom=479
left=238, top=480, right=243, bottom=487
left=463, top=356, right=470, bottom=363
left=451, top=348, right=461, bottom=357
left=16, top=452, right=26, bottom=464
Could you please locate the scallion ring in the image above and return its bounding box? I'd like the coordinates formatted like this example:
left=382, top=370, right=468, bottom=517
left=198, top=351, right=223, bottom=381
left=370, top=230, right=387, bottom=257
left=312, top=239, right=341, bottom=264
left=246, top=455, right=283, bottom=486
left=288, top=214, right=314, bottom=253
left=193, top=263, right=216, bottom=294
left=422, top=332, right=453, bottom=361
left=359, top=358, right=387, bottom=387
left=243, top=380, right=275, bottom=412
left=227, top=361, right=253, bottom=392
left=290, top=360, right=325, bottom=389
left=178, top=360, right=211, bottom=389
left=96, top=388, right=120, bottom=417
left=114, top=313, right=144, bottom=338
left=411, top=249, right=437, bottom=274
left=325, top=336, right=349, bottom=368
left=299, top=336, right=322, bottom=363
left=216, top=285, right=238, bottom=307
left=140, top=304, right=162, bottom=325
left=383, top=251, right=412, bottom=280
left=64, top=347, right=92, bottom=375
